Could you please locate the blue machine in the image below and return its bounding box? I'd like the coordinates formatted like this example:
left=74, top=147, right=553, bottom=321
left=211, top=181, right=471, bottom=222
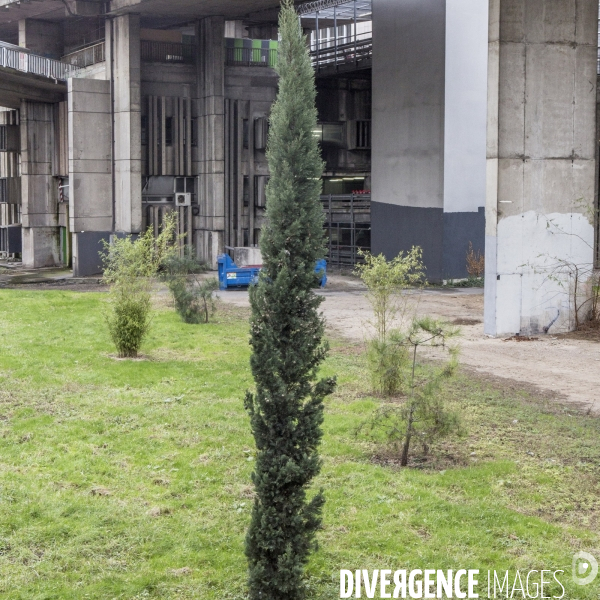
left=217, top=254, right=327, bottom=290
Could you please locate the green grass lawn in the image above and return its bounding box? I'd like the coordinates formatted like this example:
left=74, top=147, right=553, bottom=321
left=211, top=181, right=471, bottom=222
left=0, top=289, right=599, bottom=599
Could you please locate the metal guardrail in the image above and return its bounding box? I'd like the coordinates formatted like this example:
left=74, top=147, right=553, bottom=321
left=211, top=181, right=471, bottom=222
left=0, top=45, right=81, bottom=80
left=225, top=47, right=278, bottom=68
left=141, top=41, right=196, bottom=64
left=62, top=42, right=105, bottom=69
left=311, top=36, right=372, bottom=73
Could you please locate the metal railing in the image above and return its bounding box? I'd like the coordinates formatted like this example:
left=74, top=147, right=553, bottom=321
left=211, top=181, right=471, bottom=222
left=0, top=45, right=81, bottom=80
left=225, top=47, right=277, bottom=68
left=311, top=36, right=372, bottom=73
left=62, top=41, right=105, bottom=69
left=141, top=41, right=196, bottom=64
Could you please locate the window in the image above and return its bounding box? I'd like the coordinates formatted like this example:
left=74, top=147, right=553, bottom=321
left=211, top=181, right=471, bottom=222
left=0, top=179, right=6, bottom=203
left=243, top=119, right=249, bottom=149
left=165, top=117, right=173, bottom=146
left=0, top=126, right=6, bottom=151
left=141, top=116, right=148, bottom=146
left=243, top=176, right=249, bottom=207
left=191, top=118, right=198, bottom=147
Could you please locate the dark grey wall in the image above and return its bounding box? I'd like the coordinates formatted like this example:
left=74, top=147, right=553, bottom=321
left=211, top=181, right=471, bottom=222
left=372, top=202, right=485, bottom=282
left=372, top=202, right=444, bottom=280
left=73, top=232, right=111, bottom=277
left=372, top=0, right=446, bottom=211
left=442, top=207, right=485, bottom=279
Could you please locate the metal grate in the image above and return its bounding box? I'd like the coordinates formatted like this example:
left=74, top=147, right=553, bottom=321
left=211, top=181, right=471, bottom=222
left=225, top=47, right=277, bottom=68
left=140, top=41, right=196, bottom=64
left=322, top=193, right=371, bottom=266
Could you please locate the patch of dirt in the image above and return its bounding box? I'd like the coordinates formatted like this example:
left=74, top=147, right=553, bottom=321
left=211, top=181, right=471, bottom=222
left=219, top=275, right=600, bottom=415
left=503, top=335, right=539, bottom=342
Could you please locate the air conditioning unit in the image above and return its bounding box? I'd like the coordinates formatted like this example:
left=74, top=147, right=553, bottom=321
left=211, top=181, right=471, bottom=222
left=175, top=192, right=191, bottom=207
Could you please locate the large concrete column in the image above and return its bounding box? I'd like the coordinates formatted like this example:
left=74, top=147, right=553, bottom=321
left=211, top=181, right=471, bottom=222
left=195, top=16, right=225, bottom=267
left=371, top=0, right=488, bottom=281
left=19, top=19, right=63, bottom=59
left=20, top=101, right=59, bottom=268
left=106, top=13, right=142, bottom=234
left=68, top=78, right=113, bottom=276
left=484, top=0, right=598, bottom=336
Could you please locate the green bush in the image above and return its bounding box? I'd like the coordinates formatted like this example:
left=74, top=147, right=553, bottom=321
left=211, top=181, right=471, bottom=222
left=366, top=338, right=407, bottom=396
left=160, top=251, right=218, bottom=324
left=101, top=216, right=176, bottom=357
left=355, top=248, right=425, bottom=395
left=360, top=318, right=462, bottom=466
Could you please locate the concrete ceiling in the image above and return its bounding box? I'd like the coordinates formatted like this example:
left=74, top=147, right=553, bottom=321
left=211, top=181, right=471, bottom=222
left=109, top=0, right=283, bottom=19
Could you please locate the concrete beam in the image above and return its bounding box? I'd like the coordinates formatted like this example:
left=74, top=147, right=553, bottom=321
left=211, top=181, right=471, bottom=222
left=0, top=69, right=66, bottom=109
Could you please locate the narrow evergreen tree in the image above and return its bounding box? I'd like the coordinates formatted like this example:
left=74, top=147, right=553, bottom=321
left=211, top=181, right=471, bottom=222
left=244, top=2, right=336, bottom=598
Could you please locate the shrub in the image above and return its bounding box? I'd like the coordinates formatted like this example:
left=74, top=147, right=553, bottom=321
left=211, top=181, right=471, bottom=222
left=161, top=250, right=218, bottom=324
left=355, top=249, right=425, bottom=395
left=101, top=215, right=176, bottom=357
left=466, top=241, right=484, bottom=279
left=360, top=318, right=461, bottom=466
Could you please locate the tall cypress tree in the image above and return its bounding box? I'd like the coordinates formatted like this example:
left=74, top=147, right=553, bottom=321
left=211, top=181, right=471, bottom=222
left=244, top=1, right=336, bottom=598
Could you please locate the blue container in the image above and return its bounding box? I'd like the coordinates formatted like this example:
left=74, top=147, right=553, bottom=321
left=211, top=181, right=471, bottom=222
left=217, top=254, right=327, bottom=290
left=217, top=254, right=261, bottom=290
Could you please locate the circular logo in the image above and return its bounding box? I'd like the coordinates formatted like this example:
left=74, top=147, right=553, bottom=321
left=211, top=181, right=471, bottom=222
left=572, top=551, right=598, bottom=586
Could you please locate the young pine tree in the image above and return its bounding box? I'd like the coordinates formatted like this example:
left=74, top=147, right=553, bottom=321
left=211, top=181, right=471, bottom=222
left=244, top=2, right=336, bottom=598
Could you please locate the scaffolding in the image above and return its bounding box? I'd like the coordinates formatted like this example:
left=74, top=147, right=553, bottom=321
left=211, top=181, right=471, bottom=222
left=322, top=193, right=370, bottom=267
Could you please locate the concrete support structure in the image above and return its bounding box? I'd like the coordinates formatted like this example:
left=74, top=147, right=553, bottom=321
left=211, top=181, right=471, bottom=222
left=371, top=0, right=488, bottom=281
left=18, top=18, right=63, bottom=59
left=106, top=13, right=142, bottom=235
left=485, top=0, right=598, bottom=336
left=20, top=100, right=59, bottom=267
left=68, top=78, right=112, bottom=276
left=195, top=16, right=226, bottom=267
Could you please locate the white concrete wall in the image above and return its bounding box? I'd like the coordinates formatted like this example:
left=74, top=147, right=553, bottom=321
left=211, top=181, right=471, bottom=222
left=443, top=0, right=488, bottom=214
left=485, top=0, right=598, bottom=336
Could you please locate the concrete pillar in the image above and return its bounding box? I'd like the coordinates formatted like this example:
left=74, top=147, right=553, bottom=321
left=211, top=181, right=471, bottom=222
left=371, top=0, right=488, bottom=281
left=20, top=101, right=59, bottom=268
left=19, top=19, right=64, bottom=59
left=484, top=0, right=598, bottom=336
left=68, top=78, right=113, bottom=276
left=195, top=16, right=226, bottom=268
left=106, top=13, right=142, bottom=234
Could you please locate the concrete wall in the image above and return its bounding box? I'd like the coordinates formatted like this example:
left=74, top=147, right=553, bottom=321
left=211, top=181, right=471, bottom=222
left=195, top=16, right=226, bottom=267
left=19, top=19, right=63, bottom=59
left=485, top=0, right=598, bottom=336
left=106, top=13, right=142, bottom=235
left=20, top=101, right=59, bottom=268
left=371, top=0, right=488, bottom=280
left=68, top=78, right=112, bottom=276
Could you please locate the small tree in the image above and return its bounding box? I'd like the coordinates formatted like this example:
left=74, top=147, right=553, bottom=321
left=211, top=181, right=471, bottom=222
left=355, top=249, right=425, bottom=395
left=101, top=215, right=176, bottom=357
left=161, top=250, right=219, bottom=324
left=244, top=2, right=336, bottom=598
left=360, top=318, right=461, bottom=466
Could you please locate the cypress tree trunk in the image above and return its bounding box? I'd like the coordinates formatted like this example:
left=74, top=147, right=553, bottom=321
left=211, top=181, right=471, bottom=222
left=244, top=1, right=336, bottom=598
